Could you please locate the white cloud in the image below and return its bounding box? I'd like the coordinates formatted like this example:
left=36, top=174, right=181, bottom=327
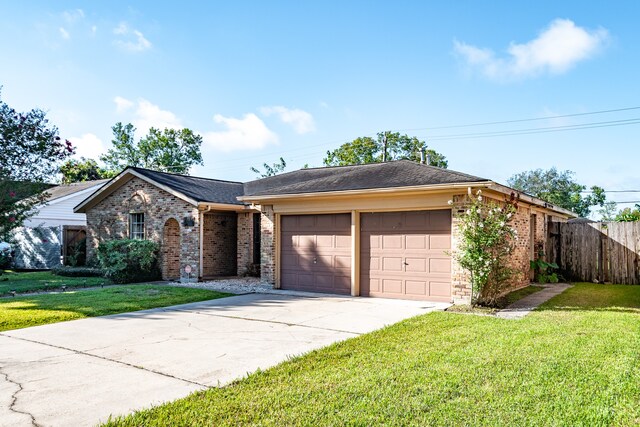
left=113, top=96, right=182, bottom=132
left=260, top=106, right=315, bottom=134
left=113, top=98, right=279, bottom=152
left=114, top=96, right=134, bottom=113
left=62, top=9, right=84, bottom=23
left=70, top=133, right=108, bottom=159
left=59, top=27, right=70, bottom=40
left=203, top=113, right=279, bottom=152
left=113, top=22, right=152, bottom=52
left=454, top=19, right=609, bottom=81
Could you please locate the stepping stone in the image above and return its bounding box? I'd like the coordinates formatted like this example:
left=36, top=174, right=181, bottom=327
left=496, top=284, right=572, bottom=319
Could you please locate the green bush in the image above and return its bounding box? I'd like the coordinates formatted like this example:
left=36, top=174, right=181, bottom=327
left=66, top=237, right=87, bottom=267
left=51, top=266, right=103, bottom=277
left=97, top=239, right=160, bottom=284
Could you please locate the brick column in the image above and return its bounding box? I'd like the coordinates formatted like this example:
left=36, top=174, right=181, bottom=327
left=260, top=205, right=276, bottom=286
left=236, top=212, right=254, bottom=276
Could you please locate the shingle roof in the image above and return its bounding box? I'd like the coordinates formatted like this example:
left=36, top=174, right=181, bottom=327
left=46, top=179, right=109, bottom=202
left=243, top=160, right=489, bottom=197
left=130, top=167, right=245, bottom=205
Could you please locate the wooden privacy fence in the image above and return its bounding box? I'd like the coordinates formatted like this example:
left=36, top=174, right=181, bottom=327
left=547, top=221, right=640, bottom=284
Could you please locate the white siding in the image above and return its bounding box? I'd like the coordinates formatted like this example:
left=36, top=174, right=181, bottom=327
left=23, top=186, right=101, bottom=228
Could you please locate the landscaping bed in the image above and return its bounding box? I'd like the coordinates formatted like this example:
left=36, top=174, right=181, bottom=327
left=104, top=283, right=640, bottom=426
left=446, top=284, right=544, bottom=314
left=0, top=285, right=230, bottom=331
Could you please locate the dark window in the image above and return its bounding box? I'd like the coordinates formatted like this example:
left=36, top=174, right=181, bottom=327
left=253, top=213, right=261, bottom=265
left=130, top=213, right=145, bottom=239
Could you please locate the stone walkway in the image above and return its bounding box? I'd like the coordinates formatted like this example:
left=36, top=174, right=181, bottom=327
left=496, top=283, right=572, bottom=319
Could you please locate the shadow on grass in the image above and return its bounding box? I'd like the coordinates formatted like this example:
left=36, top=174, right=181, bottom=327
left=0, top=285, right=231, bottom=331
left=534, top=283, right=640, bottom=315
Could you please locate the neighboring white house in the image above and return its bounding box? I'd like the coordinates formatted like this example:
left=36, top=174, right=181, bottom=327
left=13, top=180, right=108, bottom=269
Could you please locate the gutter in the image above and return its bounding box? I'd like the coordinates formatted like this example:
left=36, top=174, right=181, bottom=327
left=238, top=180, right=576, bottom=218
left=238, top=181, right=494, bottom=202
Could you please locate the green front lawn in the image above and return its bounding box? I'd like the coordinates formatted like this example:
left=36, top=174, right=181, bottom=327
left=105, top=283, right=640, bottom=426
left=0, top=270, right=111, bottom=296
left=0, top=285, right=229, bottom=331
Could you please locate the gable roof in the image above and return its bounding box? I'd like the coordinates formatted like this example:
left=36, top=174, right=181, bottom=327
left=130, top=167, right=245, bottom=205
left=242, top=160, right=489, bottom=198
left=45, top=179, right=109, bottom=203
left=74, top=167, right=245, bottom=213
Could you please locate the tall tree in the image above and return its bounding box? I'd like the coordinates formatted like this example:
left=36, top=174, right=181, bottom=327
left=323, top=131, right=447, bottom=168
left=60, top=158, right=115, bottom=184
left=250, top=157, right=287, bottom=178
left=100, top=123, right=204, bottom=175
left=599, top=201, right=618, bottom=222
left=0, top=90, right=74, bottom=240
left=507, top=168, right=606, bottom=217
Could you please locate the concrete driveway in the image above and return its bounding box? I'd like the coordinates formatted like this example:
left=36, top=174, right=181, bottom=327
left=0, top=292, right=449, bottom=427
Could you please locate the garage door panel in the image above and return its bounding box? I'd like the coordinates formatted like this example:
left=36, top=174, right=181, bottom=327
left=360, top=210, right=451, bottom=301
left=336, top=235, right=351, bottom=248
left=406, top=280, right=427, bottom=296
left=405, top=257, right=427, bottom=272
left=405, top=211, right=429, bottom=228
left=429, top=258, right=451, bottom=273
left=429, top=210, right=452, bottom=231
left=382, top=212, right=403, bottom=229
left=382, top=257, right=403, bottom=271
left=299, top=216, right=315, bottom=228
left=316, top=235, right=333, bottom=248
left=382, top=279, right=402, bottom=294
left=335, top=255, right=351, bottom=269
left=382, top=235, right=403, bottom=249
left=430, top=281, right=451, bottom=297
left=429, top=235, right=451, bottom=250
left=281, top=214, right=351, bottom=295
left=406, top=235, right=427, bottom=249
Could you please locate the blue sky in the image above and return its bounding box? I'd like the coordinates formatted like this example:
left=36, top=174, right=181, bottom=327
left=1, top=1, right=639, bottom=210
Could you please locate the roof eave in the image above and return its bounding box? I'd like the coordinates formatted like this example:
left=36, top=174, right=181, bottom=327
left=487, top=183, right=578, bottom=218
left=74, top=168, right=199, bottom=213
left=238, top=181, right=494, bottom=203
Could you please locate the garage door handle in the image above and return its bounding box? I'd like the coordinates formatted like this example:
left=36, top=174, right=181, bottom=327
left=313, top=257, right=317, bottom=264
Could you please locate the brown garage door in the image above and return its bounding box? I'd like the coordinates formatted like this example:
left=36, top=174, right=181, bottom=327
left=280, top=214, right=351, bottom=294
left=361, top=210, right=451, bottom=301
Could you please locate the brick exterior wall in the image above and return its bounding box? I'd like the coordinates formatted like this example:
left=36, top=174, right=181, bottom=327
left=451, top=194, right=543, bottom=303
left=162, top=218, right=181, bottom=280
left=236, top=212, right=254, bottom=276
left=260, top=205, right=276, bottom=285
left=85, top=177, right=200, bottom=280
left=202, top=212, right=237, bottom=277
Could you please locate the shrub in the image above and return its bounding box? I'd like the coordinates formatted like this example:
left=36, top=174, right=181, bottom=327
left=530, top=255, right=560, bottom=284
left=51, top=266, right=103, bottom=277
left=66, top=237, right=87, bottom=267
left=451, top=189, right=518, bottom=306
left=97, top=239, right=160, bottom=284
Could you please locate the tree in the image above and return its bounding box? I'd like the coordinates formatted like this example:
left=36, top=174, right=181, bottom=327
left=323, top=131, right=448, bottom=168
left=60, top=158, right=115, bottom=184
left=451, top=189, right=518, bottom=306
left=599, top=201, right=618, bottom=222
left=507, top=168, right=606, bottom=217
left=615, top=204, right=640, bottom=222
left=250, top=157, right=287, bottom=178
left=100, top=123, right=204, bottom=175
left=0, top=90, right=74, bottom=241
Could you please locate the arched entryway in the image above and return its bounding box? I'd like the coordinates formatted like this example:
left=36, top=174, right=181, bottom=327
left=162, top=218, right=181, bottom=280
